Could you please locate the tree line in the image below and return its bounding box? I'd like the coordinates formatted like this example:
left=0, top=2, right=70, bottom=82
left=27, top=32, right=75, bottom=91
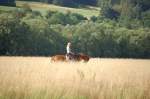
left=0, top=8, right=149, bottom=58
left=1, top=0, right=149, bottom=27
left=17, top=0, right=97, bottom=6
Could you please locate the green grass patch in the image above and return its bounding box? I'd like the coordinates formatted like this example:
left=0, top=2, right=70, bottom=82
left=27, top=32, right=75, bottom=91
left=0, top=6, right=17, bottom=12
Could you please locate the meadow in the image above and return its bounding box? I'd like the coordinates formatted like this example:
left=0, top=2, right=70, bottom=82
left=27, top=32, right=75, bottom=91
left=0, top=57, right=150, bottom=99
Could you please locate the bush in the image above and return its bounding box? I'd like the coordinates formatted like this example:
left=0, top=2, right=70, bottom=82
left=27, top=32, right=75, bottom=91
left=46, top=11, right=87, bottom=25
left=142, top=10, right=150, bottom=27
left=0, top=13, right=66, bottom=56
left=52, top=0, right=75, bottom=7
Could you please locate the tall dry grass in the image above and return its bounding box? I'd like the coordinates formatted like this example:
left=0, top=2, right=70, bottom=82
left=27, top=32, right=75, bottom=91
left=0, top=57, right=150, bottom=99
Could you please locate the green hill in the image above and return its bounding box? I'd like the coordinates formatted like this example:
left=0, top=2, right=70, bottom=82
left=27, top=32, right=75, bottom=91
left=0, top=1, right=100, bottom=18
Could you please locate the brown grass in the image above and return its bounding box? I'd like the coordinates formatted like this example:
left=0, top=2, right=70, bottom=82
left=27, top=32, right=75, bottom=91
left=0, top=57, right=150, bottom=99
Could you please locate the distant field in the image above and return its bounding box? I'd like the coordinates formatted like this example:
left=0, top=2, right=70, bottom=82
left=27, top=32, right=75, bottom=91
left=0, top=1, right=100, bottom=18
left=0, top=57, right=150, bottom=99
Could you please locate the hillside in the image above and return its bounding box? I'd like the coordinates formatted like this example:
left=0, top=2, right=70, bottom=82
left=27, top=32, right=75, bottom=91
left=0, top=1, right=100, bottom=18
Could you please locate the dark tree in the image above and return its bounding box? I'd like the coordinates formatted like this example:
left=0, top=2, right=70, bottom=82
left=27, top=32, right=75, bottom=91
left=0, top=0, right=16, bottom=6
left=53, top=0, right=74, bottom=7
left=73, top=0, right=97, bottom=6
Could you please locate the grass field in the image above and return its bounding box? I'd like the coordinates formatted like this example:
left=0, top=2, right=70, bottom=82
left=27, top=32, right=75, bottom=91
left=0, top=57, right=150, bottom=99
left=0, top=1, right=100, bottom=18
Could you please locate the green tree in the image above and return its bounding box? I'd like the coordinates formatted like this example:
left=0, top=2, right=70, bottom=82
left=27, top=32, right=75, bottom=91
left=0, top=13, right=30, bottom=55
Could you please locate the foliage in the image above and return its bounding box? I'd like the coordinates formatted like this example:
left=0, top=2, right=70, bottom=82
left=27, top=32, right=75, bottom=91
left=45, top=11, right=87, bottom=25
left=142, top=10, right=150, bottom=27
left=0, top=5, right=149, bottom=58
left=97, top=0, right=150, bottom=24
left=0, top=12, right=66, bottom=56
left=0, top=0, right=16, bottom=6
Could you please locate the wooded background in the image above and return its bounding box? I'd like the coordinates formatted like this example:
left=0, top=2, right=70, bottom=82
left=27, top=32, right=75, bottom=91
left=0, top=0, right=150, bottom=58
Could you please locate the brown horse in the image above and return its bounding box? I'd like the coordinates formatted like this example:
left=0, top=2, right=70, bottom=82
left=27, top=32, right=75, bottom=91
left=51, top=53, right=90, bottom=62
left=51, top=55, right=66, bottom=62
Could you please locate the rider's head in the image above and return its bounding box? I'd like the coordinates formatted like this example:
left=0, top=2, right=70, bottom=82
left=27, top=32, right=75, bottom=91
left=67, top=42, right=71, bottom=46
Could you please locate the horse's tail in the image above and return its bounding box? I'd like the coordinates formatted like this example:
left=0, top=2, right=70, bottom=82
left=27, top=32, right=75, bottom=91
left=50, top=56, right=55, bottom=62
left=79, top=53, right=90, bottom=62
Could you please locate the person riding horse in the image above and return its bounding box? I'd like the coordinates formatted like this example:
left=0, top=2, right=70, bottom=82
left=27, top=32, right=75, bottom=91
left=51, top=42, right=90, bottom=62
left=66, top=42, right=75, bottom=60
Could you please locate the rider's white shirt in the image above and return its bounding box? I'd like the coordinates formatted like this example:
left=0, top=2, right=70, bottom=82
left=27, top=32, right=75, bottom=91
left=66, top=45, right=72, bottom=54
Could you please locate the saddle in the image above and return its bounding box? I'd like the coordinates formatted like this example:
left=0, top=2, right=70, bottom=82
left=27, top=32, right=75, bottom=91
left=66, top=53, right=79, bottom=61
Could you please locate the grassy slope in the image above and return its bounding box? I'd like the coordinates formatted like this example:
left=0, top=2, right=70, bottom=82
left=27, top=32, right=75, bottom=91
left=0, top=6, right=17, bottom=12
left=0, top=1, right=100, bottom=18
